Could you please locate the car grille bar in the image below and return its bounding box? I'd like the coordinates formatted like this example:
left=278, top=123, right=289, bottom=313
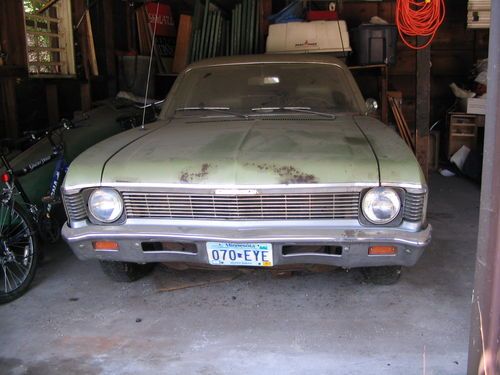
left=404, top=192, right=426, bottom=222
left=122, top=192, right=361, bottom=220
left=62, top=192, right=87, bottom=222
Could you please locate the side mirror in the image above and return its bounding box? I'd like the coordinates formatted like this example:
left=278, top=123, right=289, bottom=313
left=365, top=98, right=378, bottom=115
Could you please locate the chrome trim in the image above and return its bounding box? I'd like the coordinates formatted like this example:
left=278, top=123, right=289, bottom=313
left=61, top=191, right=87, bottom=222
left=122, top=191, right=361, bottom=221
left=63, top=222, right=432, bottom=247
left=62, top=182, right=380, bottom=195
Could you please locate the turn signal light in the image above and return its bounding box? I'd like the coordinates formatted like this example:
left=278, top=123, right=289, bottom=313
left=93, top=241, right=119, bottom=251
left=368, top=246, right=397, bottom=255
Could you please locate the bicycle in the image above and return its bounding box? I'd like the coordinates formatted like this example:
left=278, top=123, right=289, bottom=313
left=0, top=120, right=75, bottom=304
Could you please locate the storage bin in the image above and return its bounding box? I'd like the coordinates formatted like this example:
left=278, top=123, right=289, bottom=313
left=351, top=24, right=397, bottom=65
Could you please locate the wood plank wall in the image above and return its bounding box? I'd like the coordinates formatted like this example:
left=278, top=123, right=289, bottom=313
left=341, top=0, right=489, bottom=130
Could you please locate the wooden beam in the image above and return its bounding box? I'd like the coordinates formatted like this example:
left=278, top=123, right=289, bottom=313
left=102, top=0, right=116, bottom=96
left=172, top=15, right=193, bottom=73
left=80, top=82, right=91, bottom=111
left=0, top=0, right=28, bottom=69
left=0, top=78, right=19, bottom=138
left=0, top=0, right=26, bottom=138
left=415, top=38, right=431, bottom=180
left=259, top=0, right=272, bottom=52
left=45, top=83, right=59, bottom=126
left=73, top=0, right=90, bottom=80
left=84, top=10, right=98, bottom=76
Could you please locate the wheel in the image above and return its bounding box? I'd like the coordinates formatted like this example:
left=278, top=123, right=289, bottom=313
left=0, top=201, right=39, bottom=304
left=361, top=266, right=402, bottom=285
left=99, top=261, right=154, bottom=282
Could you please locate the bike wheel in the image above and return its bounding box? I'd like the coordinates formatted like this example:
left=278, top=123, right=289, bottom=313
left=0, top=201, right=39, bottom=304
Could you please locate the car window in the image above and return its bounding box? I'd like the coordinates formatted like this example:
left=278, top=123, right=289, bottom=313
left=163, top=63, right=361, bottom=117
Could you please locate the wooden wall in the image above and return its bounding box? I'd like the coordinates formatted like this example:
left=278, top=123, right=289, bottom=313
left=341, top=0, right=489, bottom=130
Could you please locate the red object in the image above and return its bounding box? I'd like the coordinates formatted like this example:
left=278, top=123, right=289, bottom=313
left=306, top=11, right=338, bottom=21
left=145, top=3, right=176, bottom=37
left=396, top=0, right=445, bottom=50
left=1, top=172, right=10, bottom=183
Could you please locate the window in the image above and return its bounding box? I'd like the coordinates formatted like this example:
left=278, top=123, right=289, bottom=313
left=24, top=0, right=75, bottom=76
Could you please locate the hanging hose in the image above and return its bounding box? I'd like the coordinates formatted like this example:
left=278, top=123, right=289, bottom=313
left=396, top=0, right=446, bottom=50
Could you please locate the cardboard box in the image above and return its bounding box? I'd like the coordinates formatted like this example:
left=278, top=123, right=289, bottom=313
left=460, top=97, right=487, bottom=115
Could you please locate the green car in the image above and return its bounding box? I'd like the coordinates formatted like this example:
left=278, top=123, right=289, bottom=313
left=62, top=55, right=431, bottom=284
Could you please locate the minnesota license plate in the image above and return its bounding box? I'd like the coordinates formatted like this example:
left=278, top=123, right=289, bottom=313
left=206, top=242, right=273, bottom=267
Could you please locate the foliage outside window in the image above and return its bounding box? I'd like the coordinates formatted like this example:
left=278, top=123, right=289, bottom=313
left=24, top=0, right=75, bottom=76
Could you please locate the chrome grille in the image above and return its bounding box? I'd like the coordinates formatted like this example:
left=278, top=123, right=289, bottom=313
left=62, top=192, right=87, bottom=222
left=123, top=192, right=360, bottom=220
left=404, top=192, right=426, bottom=222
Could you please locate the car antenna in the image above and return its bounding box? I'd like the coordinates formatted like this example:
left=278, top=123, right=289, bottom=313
left=141, top=1, right=160, bottom=130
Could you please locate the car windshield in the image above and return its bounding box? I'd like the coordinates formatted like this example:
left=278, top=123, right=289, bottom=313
left=163, top=63, right=361, bottom=118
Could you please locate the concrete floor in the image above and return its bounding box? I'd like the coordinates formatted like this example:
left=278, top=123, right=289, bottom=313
left=0, top=174, right=480, bottom=375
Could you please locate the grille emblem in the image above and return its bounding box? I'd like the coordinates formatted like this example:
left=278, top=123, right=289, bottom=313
left=214, top=189, right=258, bottom=195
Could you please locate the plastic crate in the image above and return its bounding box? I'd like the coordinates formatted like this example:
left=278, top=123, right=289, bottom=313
left=352, top=24, right=397, bottom=65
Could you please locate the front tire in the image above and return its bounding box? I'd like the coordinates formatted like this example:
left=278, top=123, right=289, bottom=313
left=361, top=266, right=402, bottom=285
left=0, top=202, right=39, bottom=304
left=99, top=261, right=154, bottom=282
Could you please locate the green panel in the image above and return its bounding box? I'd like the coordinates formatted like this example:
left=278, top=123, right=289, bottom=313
left=200, top=0, right=210, bottom=59
left=254, top=0, right=260, bottom=53
left=249, top=0, right=255, bottom=54
left=99, top=118, right=380, bottom=186
left=206, top=11, right=215, bottom=59
left=230, top=8, right=235, bottom=55
left=241, top=0, right=247, bottom=54
left=5, top=104, right=124, bottom=204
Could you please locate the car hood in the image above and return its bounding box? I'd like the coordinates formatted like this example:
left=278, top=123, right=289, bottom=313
left=97, top=116, right=380, bottom=186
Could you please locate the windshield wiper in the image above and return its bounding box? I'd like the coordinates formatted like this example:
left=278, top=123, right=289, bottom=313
left=251, top=106, right=336, bottom=119
left=176, top=106, right=249, bottom=119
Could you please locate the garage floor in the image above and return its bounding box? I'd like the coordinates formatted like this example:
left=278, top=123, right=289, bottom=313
left=0, top=174, right=479, bottom=375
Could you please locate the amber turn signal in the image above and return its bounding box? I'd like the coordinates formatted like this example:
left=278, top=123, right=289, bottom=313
left=93, top=241, right=119, bottom=251
left=368, top=246, right=397, bottom=255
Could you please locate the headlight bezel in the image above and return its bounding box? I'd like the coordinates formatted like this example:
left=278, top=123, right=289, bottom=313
left=86, top=188, right=124, bottom=224
left=360, top=187, right=404, bottom=226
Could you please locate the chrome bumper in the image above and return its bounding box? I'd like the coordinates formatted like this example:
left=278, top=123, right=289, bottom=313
left=62, top=221, right=431, bottom=268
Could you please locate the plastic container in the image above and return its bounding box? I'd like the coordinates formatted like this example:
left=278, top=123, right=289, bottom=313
left=352, top=24, right=397, bottom=65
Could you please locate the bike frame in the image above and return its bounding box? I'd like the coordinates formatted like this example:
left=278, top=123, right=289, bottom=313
left=1, top=143, right=68, bottom=217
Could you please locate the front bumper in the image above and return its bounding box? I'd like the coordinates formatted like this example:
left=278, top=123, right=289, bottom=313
left=62, top=220, right=432, bottom=268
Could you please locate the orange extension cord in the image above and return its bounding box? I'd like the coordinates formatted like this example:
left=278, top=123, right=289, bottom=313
left=396, top=0, right=446, bottom=50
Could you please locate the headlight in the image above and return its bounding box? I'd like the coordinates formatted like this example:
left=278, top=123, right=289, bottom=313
left=88, top=189, right=123, bottom=223
left=362, top=187, right=401, bottom=224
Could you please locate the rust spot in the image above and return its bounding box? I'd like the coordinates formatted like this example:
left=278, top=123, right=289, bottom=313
left=248, top=163, right=317, bottom=184
left=179, top=163, right=211, bottom=183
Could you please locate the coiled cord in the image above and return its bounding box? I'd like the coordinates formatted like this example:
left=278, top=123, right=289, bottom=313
left=396, top=0, right=446, bottom=50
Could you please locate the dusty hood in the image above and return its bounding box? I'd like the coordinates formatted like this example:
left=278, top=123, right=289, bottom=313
left=100, top=116, right=380, bottom=186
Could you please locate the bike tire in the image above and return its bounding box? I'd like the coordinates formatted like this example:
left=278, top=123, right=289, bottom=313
left=0, top=201, right=39, bottom=304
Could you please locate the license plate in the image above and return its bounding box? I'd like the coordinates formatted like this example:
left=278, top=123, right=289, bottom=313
left=206, top=242, right=273, bottom=267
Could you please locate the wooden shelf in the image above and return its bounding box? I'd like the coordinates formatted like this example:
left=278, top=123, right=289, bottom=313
left=447, top=112, right=485, bottom=157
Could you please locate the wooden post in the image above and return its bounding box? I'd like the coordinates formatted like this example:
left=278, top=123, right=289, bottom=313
left=73, top=0, right=92, bottom=110
left=415, top=38, right=430, bottom=179
left=380, top=65, right=388, bottom=124
left=467, top=1, right=500, bottom=373
left=172, top=15, right=193, bottom=74
left=102, top=0, right=116, bottom=96
left=259, top=0, right=272, bottom=52
left=1, top=78, right=19, bottom=138
left=45, top=83, right=59, bottom=126
left=80, top=82, right=91, bottom=111
left=0, top=0, right=28, bottom=138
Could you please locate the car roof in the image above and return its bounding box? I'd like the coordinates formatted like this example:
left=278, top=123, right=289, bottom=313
left=186, top=54, right=348, bottom=70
